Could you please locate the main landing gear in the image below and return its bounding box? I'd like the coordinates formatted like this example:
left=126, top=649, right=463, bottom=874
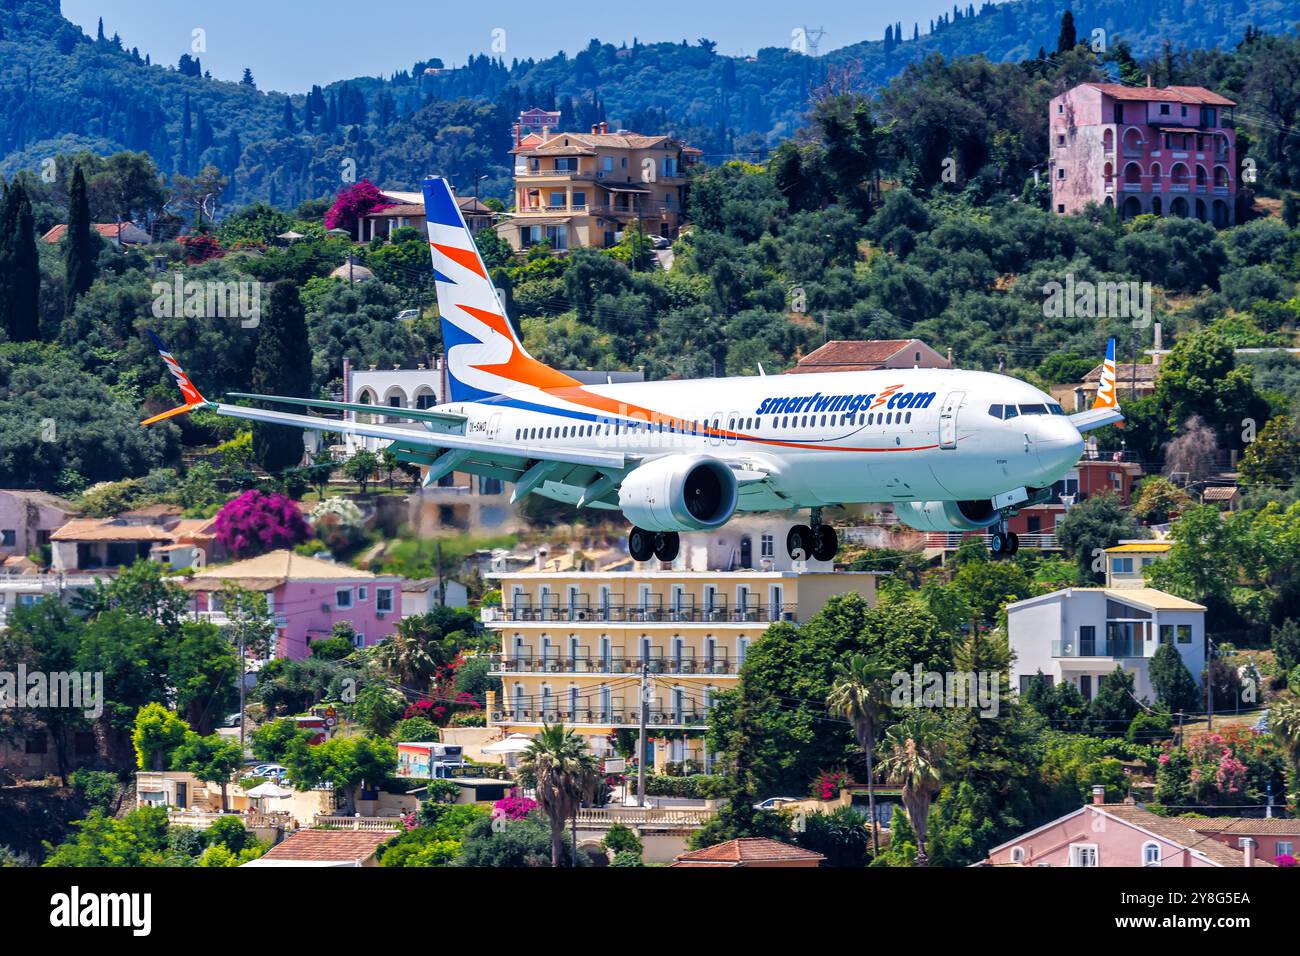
left=629, top=527, right=680, bottom=563
left=786, top=508, right=839, bottom=562
left=989, top=521, right=1020, bottom=558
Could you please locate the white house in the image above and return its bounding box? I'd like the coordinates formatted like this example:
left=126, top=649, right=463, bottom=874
left=1008, top=587, right=1206, bottom=703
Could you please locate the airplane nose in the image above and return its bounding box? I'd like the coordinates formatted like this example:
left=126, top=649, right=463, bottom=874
left=1032, top=416, right=1085, bottom=480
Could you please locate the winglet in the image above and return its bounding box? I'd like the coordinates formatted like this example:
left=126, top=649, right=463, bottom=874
left=142, top=330, right=208, bottom=425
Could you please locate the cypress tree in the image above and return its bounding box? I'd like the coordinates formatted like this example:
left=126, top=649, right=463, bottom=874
left=282, top=96, right=297, bottom=134
left=63, top=167, right=97, bottom=315
left=1057, top=10, right=1077, bottom=54
left=5, top=184, right=41, bottom=341
left=251, top=280, right=312, bottom=472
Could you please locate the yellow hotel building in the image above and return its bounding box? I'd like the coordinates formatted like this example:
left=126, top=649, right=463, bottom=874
left=483, top=561, right=879, bottom=769
left=495, top=122, right=696, bottom=253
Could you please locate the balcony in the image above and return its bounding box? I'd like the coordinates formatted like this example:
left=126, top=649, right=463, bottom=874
left=518, top=168, right=594, bottom=180
left=922, top=532, right=1058, bottom=550
left=483, top=602, right=795, bottom=625
left=492, top=708, right=708, bottom=727
left=1051, top=637, right=1144, bottom=659
left=492, top=654, right=739, bottom=676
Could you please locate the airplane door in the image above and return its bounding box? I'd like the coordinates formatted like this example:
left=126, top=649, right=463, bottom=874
left=486, top=413, right=502, bottom=440
left=939, top=391, right=963, bottom=450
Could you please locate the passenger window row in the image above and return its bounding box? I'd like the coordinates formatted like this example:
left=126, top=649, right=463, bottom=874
left=514, top=410, right=916, bottom=442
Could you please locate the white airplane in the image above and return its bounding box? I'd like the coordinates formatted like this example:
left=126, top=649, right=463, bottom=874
left=146, top=176, right=1123, bottom=562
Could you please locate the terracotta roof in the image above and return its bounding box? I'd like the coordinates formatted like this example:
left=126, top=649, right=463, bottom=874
left=41, top=222, right=152, bottom=244
left=1083, top=362, right=1157, bottom=384
left=0, top=489, right=76, bottom=512
left=1084, top=83, right=1236, bottom=107
left=786, top=339, right=945, bottom=374
left=187, top=549, right=378, bottom=590
left=50, top=518, right=175, bottom=542
left=1191, top=817, right=1300, bottom=837
left=1201, top=486, right=1239, bottom=501
left=364, top=203, right=425, bottom=218
left=120, top=503, right=183, bottom=519
left=672, top=837, right=824, bottom=866
left=525, top=131, right=672, bottom=153
left=255, top=828, right=390, bottom=864
left=1099, top=805, right=1274, bottom=867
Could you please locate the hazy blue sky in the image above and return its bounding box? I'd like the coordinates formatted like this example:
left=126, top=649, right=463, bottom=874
left=61, top=0, right=960, bottom=93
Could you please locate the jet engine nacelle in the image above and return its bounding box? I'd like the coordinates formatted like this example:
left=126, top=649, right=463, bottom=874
left=896, top=499, right=999, bottom=533
left=618, top=455, right=738, bottom=532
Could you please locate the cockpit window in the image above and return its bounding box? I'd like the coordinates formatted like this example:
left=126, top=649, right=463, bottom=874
left=1002, top=404, right=1019, bottom=419
left=1048, top=403, right=1066, bottom=415
left=1018, top=403, right=1049, bottom=415
left=988, top=404, right=1003, bottom=418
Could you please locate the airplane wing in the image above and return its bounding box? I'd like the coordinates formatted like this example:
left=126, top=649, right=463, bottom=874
left=142, top=333, right=630, bottom=495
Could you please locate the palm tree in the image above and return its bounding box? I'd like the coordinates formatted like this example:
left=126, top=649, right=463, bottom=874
left=517, top=722, right=602, bottom=867
left=876, top=711, right=949, bottom=866
left=1269, top=699, right=1300, bottom=796
left=370, top=615, right=438, bottom=693
left=826, top=652, right=893, bottom=854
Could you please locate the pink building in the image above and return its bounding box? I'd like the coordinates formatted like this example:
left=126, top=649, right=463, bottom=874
left=982, top=790, right=1274, bottom=867
left=1049, top=82, right=1237, bottom=226
left=185, top=550, right=402, bottom=660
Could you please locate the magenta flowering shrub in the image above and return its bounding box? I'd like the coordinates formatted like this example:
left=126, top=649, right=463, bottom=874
left=491, top=793, right=537, bottom=821
left=1275, top=854, right=1297, bottom=867
left=213, top=490, right=311, bottom=557
left=1153, top=727, right=1288, bottom=810
left=810, top=769, right=853, bottom=801
left=324, top=179, right=392, bottom=233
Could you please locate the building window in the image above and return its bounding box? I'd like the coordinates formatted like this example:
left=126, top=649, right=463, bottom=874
left=1278, top=842, right=1294, bottom=856
left=1142, top=842, right=1161, bottom=866
left=1160, top=624, right=1174, bottom=645
left=358, top=586, right=368, bottom=601
left=571, top=190, right=587, bottom=208
left=1111, top=557, right=1134, bottom=574
left=335, top=588, right=353, bottom=610
left=1069, top=843, right=1099, bottom=867
left=1057, top=168, right=1065, bottom=180
left=1, top=529, right=14, bottom=547
left=760, top=534, right=774, bottom=558
left=1010, top=846, right=1025, bottom=863
left=376, top=588, right=394, bottom=613
left=1159, top=104, right=1170, bottom=115
left=1177, top=624, right=1193, bottom=644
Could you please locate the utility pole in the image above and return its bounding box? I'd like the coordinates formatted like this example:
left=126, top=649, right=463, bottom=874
left=238, top=617, right=247, bottom=753
left=637, top=660, right=649, bottom=807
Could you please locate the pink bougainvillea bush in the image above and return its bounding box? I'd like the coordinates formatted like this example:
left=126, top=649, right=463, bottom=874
left=492, top=792, right=537, bottom=821
left=324, top=179, right=392, bottom=233
left=179, top=232, right=225, bottom=263
left=1153, top=727, right=1288, bottom=811
left=213, top=490, right=311, bottom=557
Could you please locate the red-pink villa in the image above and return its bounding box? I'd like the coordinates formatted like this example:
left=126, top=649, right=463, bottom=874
left=1049, top=82, right=1237, bottom=226
left=184, top=550, right=402, bottom=660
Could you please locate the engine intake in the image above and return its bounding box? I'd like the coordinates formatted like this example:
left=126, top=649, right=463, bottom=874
left=618, top=455, right=739, bottom=532
left=896, top=499, right=998, bottom=533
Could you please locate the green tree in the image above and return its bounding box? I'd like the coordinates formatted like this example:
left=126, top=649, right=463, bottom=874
left=0, top=181, right=41, bottom=341
left=344, top=449, right=379, bottom=494
left=1056, top=10, right=1077, bottom=53
left=171, top=731, right=244, bottom=810
left=250, top=718, right=314, bottom=763
left=1148, top=642, right=1201, bottom=714
left=282, top=734, right=397, bottom=815
left=168, top=621, right=241, bottom=734
left=1272, top=619, right=1300, bottom=673
left=876, top=712, right=949, bottom=866
left=1088, top=666, right=1141, bottom=733
left=825, top=653, right=892, bottom=854
left=132, top=703, right=190, bottom=771
left=63, top=166, right=98, bottom=314
left=251, top=280, right=312, bottom=472
left=1239, top=415, right=1300, bottom=487
left=1054, top=493, right=1144, bottom=583
left=516, top=722, right=602, bottom=867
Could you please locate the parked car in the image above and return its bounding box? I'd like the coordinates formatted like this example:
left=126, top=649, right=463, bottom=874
left=251, top=763, right=288, bottom=779
left=753, top=796, right=801, bottom=811
left=393, top=308, right=419, bottom=322
left=224, top=712, right=242, bottom=728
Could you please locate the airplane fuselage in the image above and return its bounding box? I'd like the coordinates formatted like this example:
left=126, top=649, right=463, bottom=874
left=436, top=366, right=1085, bottom=510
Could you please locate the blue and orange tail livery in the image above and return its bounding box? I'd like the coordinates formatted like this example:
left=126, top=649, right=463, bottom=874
left=422, top=176, right=579, bottom=404
left=1092, top=337, right=1118, bottom=411
left=141, top=330, right=209, bottom=425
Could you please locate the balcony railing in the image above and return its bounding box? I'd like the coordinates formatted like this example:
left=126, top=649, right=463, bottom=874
left=493, top=655, right=738, bottom=675
left=493, top=708, right=708, bottom=727
left=1051, top=638, right=1144, bottom=659
left=484, top=602, right=794, bottom=624
left=922, top=533, right=1059, bottom=550
left=576, top=806, right=714, bottom=827
left=518, top=168, right=594, bottom=179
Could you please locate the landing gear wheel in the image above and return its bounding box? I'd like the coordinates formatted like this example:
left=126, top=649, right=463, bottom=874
left=629, top=527, right=655, bottom=562
left=1007, top=532, right=1020, bottom=555
left=812, top=524, right=839, bottom=562
left=787, top=524, right=814, bottom=561
left=990, top=530, right=1009, bottom=557
left=653, top=531, right=680, bottom=562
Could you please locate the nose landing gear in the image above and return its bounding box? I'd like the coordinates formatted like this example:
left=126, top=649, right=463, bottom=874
left=629, top=527, right=680, bottom=563
left=787, top=509, right=839, bottom=562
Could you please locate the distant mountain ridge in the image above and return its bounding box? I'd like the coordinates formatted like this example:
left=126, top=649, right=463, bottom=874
left=1, top=0, right=1296, bottom=207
